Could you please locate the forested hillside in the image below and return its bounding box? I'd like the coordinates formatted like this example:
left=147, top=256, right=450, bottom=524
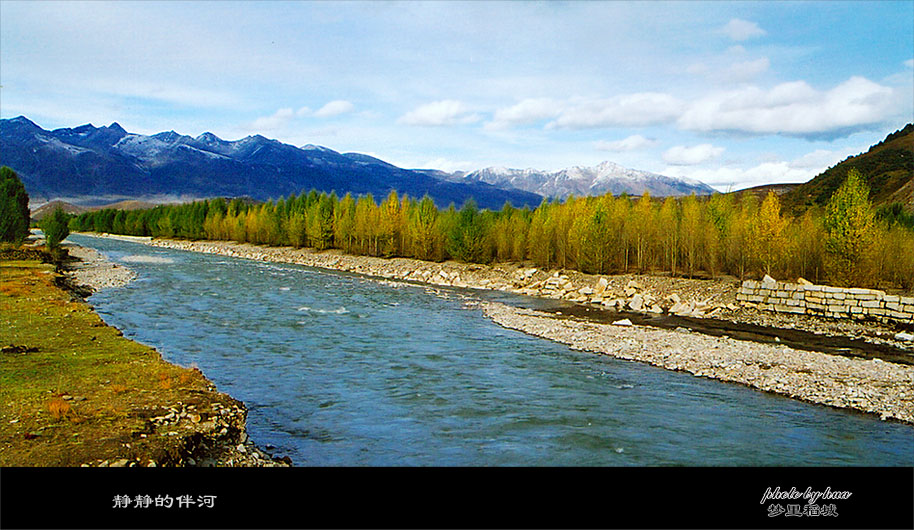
left=784, top=124, right=914, bottom=213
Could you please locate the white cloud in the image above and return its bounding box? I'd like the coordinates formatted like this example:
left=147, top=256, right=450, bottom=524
left=548, top=93, right=684, bottom=129
left=398, top=100, right=481, bottom=126
left=726, top=57, right=770, bottom=82
left=686, top=63, right=710, bottom=75
left=486, top=98, right=561, bottom=130
left=594, top=135, right=657, bottom=152
left=251, top=108, right=295, bottom=131
left=722, top=18, right=766, bottom=41
left=314, top=100, right=355, bottom=118
left=250, top=101, right=355, bottom=132
left=662, top=144, right=725, bottom=165
left=670, top=162, right=815, bottom=192
left=788, top=149, right=843, bottom=169
left=678, top=76, right=897, bottom=137
left=665, top=147, right=862, bottom=191
left=421, top=157, right=475, bottom=173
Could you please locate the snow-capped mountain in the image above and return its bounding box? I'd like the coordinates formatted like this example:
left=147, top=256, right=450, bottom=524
left=460, top=160, right=715, bottom=198
left=0, top=116, right=541, bottom=209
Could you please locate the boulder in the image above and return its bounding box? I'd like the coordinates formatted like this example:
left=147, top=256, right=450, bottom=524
left=612, top=318, right=633, bottom=326
left=628, top=294, right=644, bottom=311
left=797, top=277, right=813, bottom=286
left=594, top=277, right=609, bottom=295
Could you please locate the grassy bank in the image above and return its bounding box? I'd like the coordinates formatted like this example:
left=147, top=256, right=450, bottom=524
left=0, top=257, right=244, bottom=466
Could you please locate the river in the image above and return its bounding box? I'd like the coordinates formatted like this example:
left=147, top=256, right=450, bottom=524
left=67, top=234, right=914, bottom=466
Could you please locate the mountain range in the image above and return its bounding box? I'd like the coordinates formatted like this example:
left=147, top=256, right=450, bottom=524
left=0, top=116, right=539, bottom=210
left=1, top=116, right=714, bottom=210
left=445, top=161, right=715, bottom=198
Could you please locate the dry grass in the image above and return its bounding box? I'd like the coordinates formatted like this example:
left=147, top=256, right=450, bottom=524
left=0, top=257, right=238, bottom=466
left=47, top=398, right=70, bottom=420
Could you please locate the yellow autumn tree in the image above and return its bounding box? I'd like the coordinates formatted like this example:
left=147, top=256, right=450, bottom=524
left=824, top=169, right=877, bottom=286
left=750, top=192, right=789, bottom=277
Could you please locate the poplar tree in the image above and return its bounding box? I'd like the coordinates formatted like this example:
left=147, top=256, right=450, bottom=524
left=680, top=194, right=701, bottom=278
left=750, top=192, right=789, bottom=277
left=657, top=197, right=680, bottom=275
left=409, top=195, right=441, bottom=261
left=632, top=191, right=655, bottom=272
left=823, top=168, right=877, bottom=286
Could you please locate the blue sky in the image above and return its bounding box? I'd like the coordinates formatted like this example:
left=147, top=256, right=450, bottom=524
left=1, top=1, right=912, bottom=190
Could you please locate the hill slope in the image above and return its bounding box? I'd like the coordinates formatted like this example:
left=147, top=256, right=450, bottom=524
left=0, top=117, right=541, bottom=210
left=783, top=124, right=914, bottom=213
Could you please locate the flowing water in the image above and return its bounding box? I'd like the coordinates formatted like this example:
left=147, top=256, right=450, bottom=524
left=67, top=234, right=914, bottom=466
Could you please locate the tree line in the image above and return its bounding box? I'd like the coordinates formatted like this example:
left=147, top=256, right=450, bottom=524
left=68, top=169, right=913, bottom=289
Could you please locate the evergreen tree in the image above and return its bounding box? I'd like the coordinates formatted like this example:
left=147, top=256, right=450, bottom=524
left=448, top=199, right=490, bottom=263
left=0, top=166, right=31, bottom=243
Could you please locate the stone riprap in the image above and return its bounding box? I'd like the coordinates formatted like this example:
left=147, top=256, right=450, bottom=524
left=737, top=275, right=914, bottom=324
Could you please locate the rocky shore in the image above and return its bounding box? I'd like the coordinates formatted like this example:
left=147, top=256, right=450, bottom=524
left=78, top=234, right=914, bottom=425
left=58, top=237, right=289, bottom=467
left=481, top=302, right=914, bottom=424
left=63, top=244, right=137, bottom=292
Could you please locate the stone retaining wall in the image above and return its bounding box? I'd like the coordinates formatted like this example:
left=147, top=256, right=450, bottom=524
left=737, top=276, right=914, bottom=324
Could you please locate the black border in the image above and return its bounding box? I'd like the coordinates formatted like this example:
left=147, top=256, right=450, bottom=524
left=1, top=466, right=912, bottom=529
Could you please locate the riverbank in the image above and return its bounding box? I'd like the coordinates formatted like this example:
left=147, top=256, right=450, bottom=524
left=76, top=233, right=914, bottom=424
left=481, top=302, right=914, bottom=424
left=137, top=236, right=912, bottom=351
left=0, top=249, right=288, bottom=467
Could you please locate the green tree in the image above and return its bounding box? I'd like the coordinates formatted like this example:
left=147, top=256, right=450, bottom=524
left=823, top=169, right=877, bottom=286
left=0, top=166, right=31, bottom=243
left=447, top=199, right=491, bottom=263
left=41, top=206, right=70, bottom=256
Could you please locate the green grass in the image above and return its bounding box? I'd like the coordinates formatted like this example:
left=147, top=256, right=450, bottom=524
left=0, top=258, right=236, bottom=466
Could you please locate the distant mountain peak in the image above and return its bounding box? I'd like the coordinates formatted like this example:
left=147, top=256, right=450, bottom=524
left=195, top=132, right=222, bottom=142
left=107, top=122, right=126, bottom=133
left=302, top=144, right=337, bottom=153
left=462, top=160, right=714, bottom=198
left=9, top=116, right=38, bottom=126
